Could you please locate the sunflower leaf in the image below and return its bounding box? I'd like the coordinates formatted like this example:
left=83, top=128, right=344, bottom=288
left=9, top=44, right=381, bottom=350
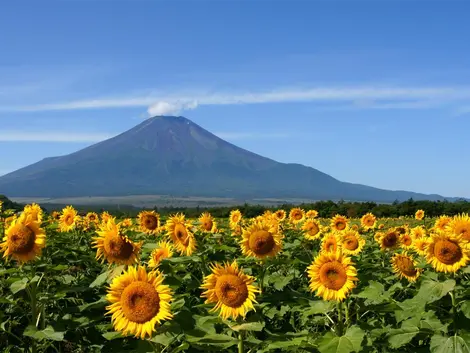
left=10, top=277, right=29, bottom=294
left=229, top=321, right=265, bottom=332
left=430, top=334, right=470, bottom=353
left=416, top=279, right=456, bottom=304
left=317, top=326, right=365, bottom=353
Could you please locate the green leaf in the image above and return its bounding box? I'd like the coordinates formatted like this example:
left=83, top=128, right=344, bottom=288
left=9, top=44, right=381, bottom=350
left=186, top=333, right=237, bottom=348
left=317, top=326, right=365, bottom=353
left=229, top=321, right=265, bottom=332
left=10, top=277, right=28, bottom=294
left=78, top=298, right=107, bottom=312
left=460, top=301, right=470, bottom=320
left=419, top=311, right=448, bottom=333
left=388, top=326, right=419, bottom=349
left=430, top=334, right=470, bottom=353
left=271, top=274, right=294, bottom=291
left=89, top=271, right=109, bottom=288
left=102, top=331, right=124, bottom=340
left=150, top=332, right=174, bottom=346
left=260, top=336, right=310, bottom=352
left=23, top=325, right=65, bottom=341
left=417, top=279, right=456, bottom=304
left=355, top=281, right=388, bottom=305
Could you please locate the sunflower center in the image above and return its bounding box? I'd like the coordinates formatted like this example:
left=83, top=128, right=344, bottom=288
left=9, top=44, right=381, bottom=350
left=395, top=256, right=418, bottom=277
left=434, top=240, right=463, bottom=265
left=319, top=261, right=347, bottom=291
left=249, top=230, right=275, bottom=255
left=306, top=222, right=319, bottom=236
left=64, top=214, right=74, bottom=226
left=7, top=224, right=36, bottom=254
left=202, top=220, right=213, bottom=231
left=343, top=236, right=359, bottom=250
left=383, top=232, right=398, bottom=248
left=364, top=218, right=374, bottom=226
left=455, top=225, right=470, bottom=241
left=104, top=235, right=134, bottom=260
left=174, top=223, right=189, bottom=245
left=335, top=222, right=346, bottom=231
left=293, top=212, right=302, bottom=220
left=324, top=239, right=337, bottom=252
left=143, top=215, right=159, bottom=230
left=120, top=281, right=160, bottom=323
left=215, top=274, right=249, bottom=308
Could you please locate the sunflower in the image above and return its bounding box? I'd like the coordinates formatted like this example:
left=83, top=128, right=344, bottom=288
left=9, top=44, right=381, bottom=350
left=413, top=237, right=430, bottom=256
left=138, top=211, right=161, bottom=235
left=201, top=261, right=260, bottom=320
left=331, top=215, right=348, bottom=232
left=51, top=211, right=61, bottom=221
left=360, top=213, right=376, bottom=230
left=391, top=252, right=422, bottom=282
left=410, top=226, right=426, bottom=240
left=379, top=229, right=401, bottom=251
left=321, top=233, right=339, bottom=253
left=400, top=233, right=413, bottom=250
left=119, top=218, right=133, bottom=229
left=198, top=212, right=217, bottom=233
left=85, top=212, right=99, bottom=224
left=240, top=220, right=283, bottom=259
left=307, top=251, right=358, bottom=301
left=106, top=266, right=173, bottom=339
left=305, top=210, right=319, bottom=219
left=229, top=209, right=242, bottom=229
left=59, top=206, right=80, bottom=232
left=93, top=218, right=142, bottom=265
left=446, top=214, right=470, bottom=242
left=351, top=224, right=359, bottom=231
left=273, top=209, right=286, bottom=222
left=302, top=219, right=322, bottom=241
left=289, top=208, right=305, bottom=224
left=166, top=213, right=196, bottom=256
left=378, top=224, right=385, bottom=230
left=374, top=231, right=385, bottom=243
left=23, top=203, right=43, bottom=223
left=0, top=214, right=46, bottom=263
left=101, top=211, right=112, bottom=224
left=434, top=215, right=452, bottom=232
left=148, top=241, right=173, bottom=268
left=425, top=232, right=470, bottom=273
left=395, top=226, right=408, bottom=235
left=339, top=230, right=365, bottom=256
left=415, top=209, right=425, bottom=220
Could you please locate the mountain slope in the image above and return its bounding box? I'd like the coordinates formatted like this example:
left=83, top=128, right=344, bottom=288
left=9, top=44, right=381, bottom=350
left=0, top=116, right=461, bottom=202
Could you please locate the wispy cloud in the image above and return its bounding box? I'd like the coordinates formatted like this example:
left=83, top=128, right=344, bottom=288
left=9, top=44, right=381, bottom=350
left=3, top=85, right=470, bottom=116
left=0, top=131, right=115, bottom=143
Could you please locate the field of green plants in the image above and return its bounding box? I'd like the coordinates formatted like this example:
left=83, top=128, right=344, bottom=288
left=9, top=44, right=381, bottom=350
left=1, top=203, right=470, bottom=353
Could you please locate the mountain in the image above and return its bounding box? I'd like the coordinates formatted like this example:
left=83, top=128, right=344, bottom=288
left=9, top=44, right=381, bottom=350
left=0, top=116, right=463, bottom=202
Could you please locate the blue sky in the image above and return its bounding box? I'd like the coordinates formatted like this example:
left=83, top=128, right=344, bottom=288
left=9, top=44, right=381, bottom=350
left=1, top=0, right=469, bottom=198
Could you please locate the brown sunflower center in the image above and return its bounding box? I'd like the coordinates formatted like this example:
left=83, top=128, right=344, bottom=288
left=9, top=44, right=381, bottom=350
left=382, top=232, right=399, bottom=248
left=343, top=235, right=359, bottom=250
left=249, top=230, right=275, bottom=255
left=394, top=256, right=418, bottom=277
left=434, top=239, right=463, bottom=265
left=174, top=223, right=189, bottom=245
left=364, top=218, right=374, bottom=226
left=402, top=235, right=412, bottom=246
left=215, top=274, right=249, bottom=308
left=120, top=281, right=160, bottom=323
left=293, top=212, right=302, bottom=220
left=335, top=221, right=346, bottom=231
left=306, top=222, right=320, bottom=236
left=324, top=239, right=337, bottom=252
left=455, top=224, right=470, bottom=241
left=152, top=249, right=166, bottom=264
left=64, top=214, right=74, bottom=226
left=319, top=261, right=347, bottom=290
left=202, top=220, right=213, bottom=231
left=104, top=235, right=134, bottom=260
left=7, top=224, right=36, bottom=254
left=143, top=215, right=159, bottom=230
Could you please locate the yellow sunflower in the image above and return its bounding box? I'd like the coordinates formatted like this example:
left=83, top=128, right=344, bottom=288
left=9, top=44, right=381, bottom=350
left=415, top=209, right=425, bottom=220
left=23, top=203, right=43, bottom=223
left=85, top=212, right=99, bottom=224
left=446, top=214, right=470, bottom=242
left=106, top=266, right=173, bottom=339
left=434, top=215, right=452, bottom=232
left=307, top=251, right=358, bottom=301
left=302, top=219, right=322, bottom=241
left=360, top=213, right=376, bottom=230
left=305, top=210, right=319, bottom=219
left=50, top=211, right=61, bottom=221
left=59, top=206, right=80, bottom=232
left=229, top=209, right=242, bottom=229
left=400, top=233, right=413, bottom=250
left=378, top=224, right=385, bottom=230
left=240, top=220, right=283, bottom=258
left=339, top=230, right=366, bottom=256
left=198, top=212, right=217, bottom=233
left=425, top=232, right=470, bottom=273
left=289, top=208, right=305, bottom=224
left=119, top=218, right=133, bottom=229
left=138, top=210, right=161, bottom=235
left=0, top=214, right=46, bottom=263
left=321, top=233, right=339, bottom=253
left=379, top=229, right=401, bottom=251
left=413, top=237, right=430, bottom=256
left=274, top=209, right=286, bottom=221
left=148, top=241, right=173, bottom=268
left=166, top=213, right=196, bottom=256
left=201, top=261, right=260, bottom=320
left=410, top=226, right=426, bottom=239
left=101, top=211, right=112, bottom=224
left=374, top=231, right=384, bottom=243
left=93, top=218, right=142, bottom=265
left=391, top=252, right=422, bottom=282
left=331, top=215, right=349, bottom=232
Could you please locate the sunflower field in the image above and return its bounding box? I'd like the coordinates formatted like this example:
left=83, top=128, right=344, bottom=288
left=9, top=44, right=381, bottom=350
left=1, top=201, right=470, bottom=353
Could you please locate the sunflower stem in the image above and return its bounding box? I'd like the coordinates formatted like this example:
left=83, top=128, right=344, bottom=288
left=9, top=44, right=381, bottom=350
left=237, top=331, right=244, bottom=353
left=345, top=299, right=350, bottom=328
left=336, top=301, right=344, bottom=336
left=450, top=290, right=458, bottom=335
left=259, top=261, right=267, bottom=294
left=29, top=265, right=38, bottom=353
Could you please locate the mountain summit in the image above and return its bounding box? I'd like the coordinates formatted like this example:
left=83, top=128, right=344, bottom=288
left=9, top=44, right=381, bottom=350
left=0, top=116, right=458, bottom=202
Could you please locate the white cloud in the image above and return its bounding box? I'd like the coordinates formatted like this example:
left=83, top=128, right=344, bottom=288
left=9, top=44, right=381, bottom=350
left=0, top=131, right=114, bottom=143
left=3, top=85, right=470, bottom=115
